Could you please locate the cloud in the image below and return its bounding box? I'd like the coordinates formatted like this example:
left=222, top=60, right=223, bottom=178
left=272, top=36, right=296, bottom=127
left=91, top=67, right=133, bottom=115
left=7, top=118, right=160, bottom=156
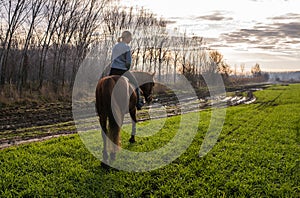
left=269, top=13, right=300, bottom=20
left=164, top=19, right=177, bottom=25
left=219, top=13, right=300, bottom=51
left=195, top=11, right=233, bottom=21
left=169, top=16, right=185, bottom=20
left=273, top=22, right=300, bottom=38
left=249, top=0, right=290, bottom=2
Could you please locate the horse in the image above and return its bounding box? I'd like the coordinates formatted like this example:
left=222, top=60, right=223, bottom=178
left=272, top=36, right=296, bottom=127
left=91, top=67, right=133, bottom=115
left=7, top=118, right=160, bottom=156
left=95, top=71, right=155, bottom=165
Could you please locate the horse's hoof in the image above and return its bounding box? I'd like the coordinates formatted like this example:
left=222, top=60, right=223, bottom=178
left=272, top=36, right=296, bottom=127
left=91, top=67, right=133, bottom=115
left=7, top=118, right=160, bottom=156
left=101, top=162, right=110, bottom=170
left=129, top=137, right=136, bottom=143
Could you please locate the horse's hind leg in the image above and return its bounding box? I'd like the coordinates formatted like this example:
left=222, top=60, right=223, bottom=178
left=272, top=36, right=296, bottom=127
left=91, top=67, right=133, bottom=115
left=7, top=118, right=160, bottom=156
left=129, top=108, right=137, bottom=143
left=108, top=125, right=121, bottom=162
left=99, top=116, right=109, bottom=165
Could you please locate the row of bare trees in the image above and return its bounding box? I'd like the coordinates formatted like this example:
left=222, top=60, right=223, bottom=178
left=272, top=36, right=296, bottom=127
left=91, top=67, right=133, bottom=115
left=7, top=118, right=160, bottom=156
left=0, top=0, right=242, bottom=97
left=0, top=0, right=112, bottom=93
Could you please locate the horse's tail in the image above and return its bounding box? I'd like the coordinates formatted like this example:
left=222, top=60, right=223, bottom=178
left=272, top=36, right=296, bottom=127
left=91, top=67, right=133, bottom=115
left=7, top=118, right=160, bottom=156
left=95, top=79, right=106, bottom=117
left=107, top=113, right=121, bottom=152
left=107, top=77, right=129, bottom=151
left=95, top=77, right=115, bottom=116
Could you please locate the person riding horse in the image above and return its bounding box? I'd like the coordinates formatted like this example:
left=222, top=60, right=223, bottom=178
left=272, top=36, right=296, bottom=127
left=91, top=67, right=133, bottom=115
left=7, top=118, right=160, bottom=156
left=109, top=31, right=144, bottom=110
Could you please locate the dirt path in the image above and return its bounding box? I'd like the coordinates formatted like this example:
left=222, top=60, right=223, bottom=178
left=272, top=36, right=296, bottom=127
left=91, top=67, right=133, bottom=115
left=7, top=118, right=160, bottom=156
left=0, top=84, right=269, bottom=149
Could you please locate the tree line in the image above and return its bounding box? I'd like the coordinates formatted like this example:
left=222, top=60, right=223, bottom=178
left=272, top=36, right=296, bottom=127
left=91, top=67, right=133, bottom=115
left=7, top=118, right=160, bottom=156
left=0, top=0, right=113, bottom=94
left=0, top=0, right=265, bottom=98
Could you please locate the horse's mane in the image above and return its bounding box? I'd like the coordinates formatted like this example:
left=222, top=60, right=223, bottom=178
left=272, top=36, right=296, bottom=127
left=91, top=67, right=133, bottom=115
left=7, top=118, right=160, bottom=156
left=131, top=71, right=155, bottom=83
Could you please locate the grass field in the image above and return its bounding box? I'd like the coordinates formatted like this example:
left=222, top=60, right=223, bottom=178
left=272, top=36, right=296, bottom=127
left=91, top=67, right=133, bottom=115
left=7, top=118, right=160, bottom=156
left=1, top=84, right=299, bottom=197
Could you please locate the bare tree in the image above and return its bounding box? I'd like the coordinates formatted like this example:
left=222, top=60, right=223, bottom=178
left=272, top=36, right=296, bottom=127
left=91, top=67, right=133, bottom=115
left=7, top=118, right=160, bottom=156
left=240, top=63, right=245, bottom=76
left=58, top=0, right=82, bottom=88
left=180, top=31, right=189, bottom=75
left=251, top=63, right=262, bottom=77
left=148, top=21, right=168, bottom=79
left=169, top=34, right=182, bottom=83
left=70, top=0, right=109, bottom=89
left=51, top=0, right=79, bottom=92
left=38, top=0, right=65, bottom=89
left=0, top=0, right=29, bottom=85
left=17, top=0, right=45, bottom=93
left=209, top=50, right=223, bottom=73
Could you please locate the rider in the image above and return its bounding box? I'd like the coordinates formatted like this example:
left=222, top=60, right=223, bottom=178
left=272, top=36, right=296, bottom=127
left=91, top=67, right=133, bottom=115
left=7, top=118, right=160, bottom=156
left=109, top=30, right=144, bottom=110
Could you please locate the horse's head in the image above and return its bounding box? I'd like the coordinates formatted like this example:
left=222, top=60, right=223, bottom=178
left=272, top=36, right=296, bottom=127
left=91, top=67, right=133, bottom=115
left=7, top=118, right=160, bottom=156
left=132, top=71, right=155, bottom=104
left=140, top=82, right=155, bottom=103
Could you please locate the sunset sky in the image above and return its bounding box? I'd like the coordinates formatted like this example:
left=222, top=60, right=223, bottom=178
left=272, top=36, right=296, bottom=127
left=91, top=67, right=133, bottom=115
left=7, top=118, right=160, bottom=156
left=122, top=0, right=300, bottom=72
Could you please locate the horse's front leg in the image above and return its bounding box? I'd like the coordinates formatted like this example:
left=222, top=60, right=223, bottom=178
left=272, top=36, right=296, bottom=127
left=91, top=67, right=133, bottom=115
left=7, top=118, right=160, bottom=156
left=129, top=108, right=137, bottom=143
left=129, top=119, right=136, bottom=143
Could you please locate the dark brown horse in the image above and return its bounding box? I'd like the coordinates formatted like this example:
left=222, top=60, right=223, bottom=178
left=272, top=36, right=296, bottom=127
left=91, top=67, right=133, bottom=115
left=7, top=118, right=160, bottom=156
left=95, top=71, right=155, bottom=165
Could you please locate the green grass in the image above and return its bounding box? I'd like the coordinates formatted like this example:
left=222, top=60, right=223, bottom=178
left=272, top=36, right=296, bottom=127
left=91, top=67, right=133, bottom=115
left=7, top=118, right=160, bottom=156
left=1, top=84, right=299, bottom=197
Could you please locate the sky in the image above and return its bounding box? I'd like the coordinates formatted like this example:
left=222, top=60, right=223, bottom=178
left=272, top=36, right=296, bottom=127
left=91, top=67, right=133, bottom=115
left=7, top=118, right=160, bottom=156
left=121, top=0, right=300, bottom=72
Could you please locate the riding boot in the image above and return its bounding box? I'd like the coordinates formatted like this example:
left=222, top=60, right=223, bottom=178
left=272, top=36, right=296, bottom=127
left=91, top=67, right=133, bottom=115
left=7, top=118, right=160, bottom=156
left=136, top=88, right=144, bottom=110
